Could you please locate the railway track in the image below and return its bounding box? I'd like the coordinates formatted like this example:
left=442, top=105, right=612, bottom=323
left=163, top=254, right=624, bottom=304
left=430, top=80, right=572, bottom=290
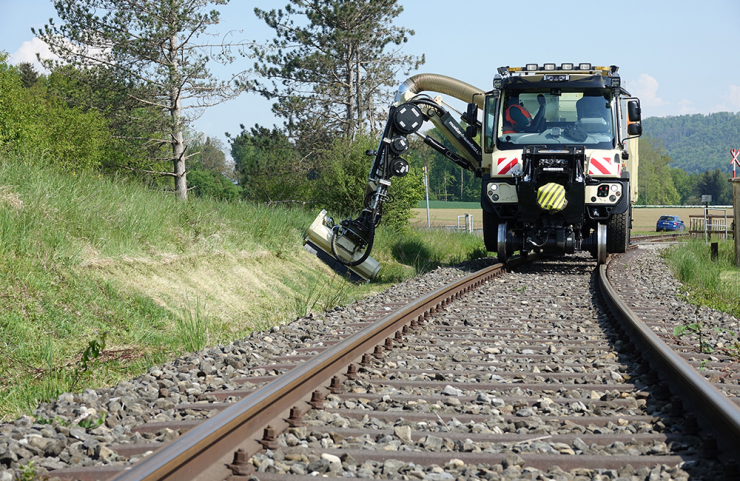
left=28, top=249, right=740, bottom=481
left=630, top=233, right=690, bottom=243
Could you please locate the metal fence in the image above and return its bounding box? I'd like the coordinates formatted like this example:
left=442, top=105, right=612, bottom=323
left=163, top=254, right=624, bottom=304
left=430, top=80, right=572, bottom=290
left=689, top=211, right=735, bottom=240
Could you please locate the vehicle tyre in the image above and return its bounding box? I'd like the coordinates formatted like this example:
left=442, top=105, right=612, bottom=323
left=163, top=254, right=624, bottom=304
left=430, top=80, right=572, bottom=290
left=483, top=210, right=499, bottom=252
left=607, top=206, right=631, bottom=253
left=497, top=223, right=509, bottom=264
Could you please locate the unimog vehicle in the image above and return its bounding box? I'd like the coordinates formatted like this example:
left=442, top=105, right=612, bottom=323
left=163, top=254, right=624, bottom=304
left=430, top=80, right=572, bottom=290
left=305, top=63, right=643, bottom=279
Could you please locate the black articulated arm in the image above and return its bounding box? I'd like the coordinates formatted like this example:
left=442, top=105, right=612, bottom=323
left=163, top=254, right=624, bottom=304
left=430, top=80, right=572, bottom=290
left=328, top=96, right=481, bottom=267
left=422, top=135, right=476, bottom=172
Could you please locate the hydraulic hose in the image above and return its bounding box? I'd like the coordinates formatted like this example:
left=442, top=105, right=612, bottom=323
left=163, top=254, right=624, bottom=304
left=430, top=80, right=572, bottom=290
left=330, top=223, right=375, bottom=268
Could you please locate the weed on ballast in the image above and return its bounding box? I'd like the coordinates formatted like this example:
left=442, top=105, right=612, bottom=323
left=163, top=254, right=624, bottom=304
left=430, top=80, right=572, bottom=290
left=71, top=332, right=108, bottom=390
left=673, top=321, right=734, bottom=354
left=16, top=460, right=37, bottom=481
left=77, top=412, right=106, bottom=429
left=672, top=301, right=737, bottom=355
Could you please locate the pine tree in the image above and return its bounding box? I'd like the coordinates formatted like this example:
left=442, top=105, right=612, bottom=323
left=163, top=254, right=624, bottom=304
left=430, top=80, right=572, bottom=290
left=253, top=0, right=424, bottom=150
left=34, top=0, right=253, bottom=199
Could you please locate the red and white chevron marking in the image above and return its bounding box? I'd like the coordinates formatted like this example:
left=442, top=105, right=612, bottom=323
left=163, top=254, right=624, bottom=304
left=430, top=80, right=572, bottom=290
left=588, top=157, right=620, bottom=176
left=496, top=157, right=520, bottom=175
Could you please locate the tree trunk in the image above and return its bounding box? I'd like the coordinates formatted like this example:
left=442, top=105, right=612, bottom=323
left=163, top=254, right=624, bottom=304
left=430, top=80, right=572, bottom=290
left=355, top=52, right=361, bottom=135
left=368, top=92, right=375, bottom=135
left=346, top=47, right=354, bottom=139
left=170, top=30, right=187, bottom=200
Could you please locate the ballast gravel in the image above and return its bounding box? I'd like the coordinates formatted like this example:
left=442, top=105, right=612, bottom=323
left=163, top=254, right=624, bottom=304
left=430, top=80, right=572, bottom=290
left=611, top=244, right=740, bottom=391
left=0, top=248, right=734, bottom=480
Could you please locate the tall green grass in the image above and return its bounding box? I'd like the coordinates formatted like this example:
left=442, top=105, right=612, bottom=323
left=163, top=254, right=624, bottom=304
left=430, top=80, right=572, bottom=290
left=0, top=155, right=489, bottom=419
left=662, top=239, right=740, bottom=318
left=373, top=227, right=487, bottom=282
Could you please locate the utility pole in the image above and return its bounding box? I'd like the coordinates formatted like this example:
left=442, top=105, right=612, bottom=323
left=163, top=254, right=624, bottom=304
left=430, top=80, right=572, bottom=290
left=423, top=165, right=430, bottom=228
left=731, top=148, right=740, bottom=266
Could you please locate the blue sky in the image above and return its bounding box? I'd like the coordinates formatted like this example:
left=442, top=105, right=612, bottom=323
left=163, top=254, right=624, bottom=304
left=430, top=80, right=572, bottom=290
left=2, top=0, right=740, bottom=151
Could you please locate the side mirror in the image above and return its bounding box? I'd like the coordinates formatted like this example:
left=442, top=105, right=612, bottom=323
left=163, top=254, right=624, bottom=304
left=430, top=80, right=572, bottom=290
left=463, top=102, right=478, bottom=138
left=627, top=100, right=641, bottom=122
left=627, top=123, right=642, bottom=136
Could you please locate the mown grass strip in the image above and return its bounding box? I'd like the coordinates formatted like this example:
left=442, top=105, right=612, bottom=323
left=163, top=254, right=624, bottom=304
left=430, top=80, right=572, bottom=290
left=0, top=156, right=488, bottom=419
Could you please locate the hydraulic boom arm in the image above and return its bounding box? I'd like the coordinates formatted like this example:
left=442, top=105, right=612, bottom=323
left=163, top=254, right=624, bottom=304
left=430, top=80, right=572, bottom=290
left=323, top=74, right=486, bottom=269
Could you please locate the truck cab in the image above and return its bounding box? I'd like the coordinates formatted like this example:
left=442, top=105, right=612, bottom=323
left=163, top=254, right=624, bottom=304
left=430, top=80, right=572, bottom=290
left=481, top=63, right=642, bottom=263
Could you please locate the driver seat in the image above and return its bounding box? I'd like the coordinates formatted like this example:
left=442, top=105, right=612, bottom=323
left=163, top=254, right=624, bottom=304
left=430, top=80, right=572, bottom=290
left=576, top=97, right=609, bottom=134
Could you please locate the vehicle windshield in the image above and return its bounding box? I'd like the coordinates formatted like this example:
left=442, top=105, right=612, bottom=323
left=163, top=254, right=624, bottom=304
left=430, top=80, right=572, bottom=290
left=658, top=216, right=672, bottom=221
left=486, top=89, right=615, bottom=151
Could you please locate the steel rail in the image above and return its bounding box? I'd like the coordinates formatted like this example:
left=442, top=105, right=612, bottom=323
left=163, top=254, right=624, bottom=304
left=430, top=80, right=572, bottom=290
left=110, top=257, right=530, bottom=481
left=598, top=263, right=740, bottom=458
left=630, top=233, right=689, bottom=243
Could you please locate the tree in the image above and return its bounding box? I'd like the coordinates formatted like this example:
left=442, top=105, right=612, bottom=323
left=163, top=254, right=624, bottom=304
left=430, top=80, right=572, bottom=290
left=253, top=0, right=424, bottom=147
left=17, top=62, right=39, bottom=89
left=637, top=136, right=680, bottom=205
left=643, top=112, right=740, bottom=174
left=0, top=53, right=109, bottom=169
left=313, top=134, right=423, bottom=227
left=227, top=124, right=315, bottom=204
left=44, top=63, right=169, bottom=176
left=669, top=168, right=694, bottom=205
left=188, top=135, right=231, bottom=176
left=696, top=168, right=733, bottom=205
left=34, top=0, right=253, bottom=199
left=187, top=170, right=240, bottom=201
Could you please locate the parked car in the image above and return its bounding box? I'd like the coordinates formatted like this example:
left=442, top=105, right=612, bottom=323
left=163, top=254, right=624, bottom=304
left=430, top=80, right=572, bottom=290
left=656, top=215, right=685, bottom=232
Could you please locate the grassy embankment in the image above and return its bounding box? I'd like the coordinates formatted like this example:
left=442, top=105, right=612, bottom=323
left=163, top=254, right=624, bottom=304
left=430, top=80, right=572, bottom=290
left=0, top=157, right=487, bottom=420
left=662, top=239, right=740, bottom=319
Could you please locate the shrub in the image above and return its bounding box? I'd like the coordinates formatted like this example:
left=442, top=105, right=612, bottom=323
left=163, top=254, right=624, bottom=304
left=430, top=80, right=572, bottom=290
left=313, top=134, right=424, bottom=229
left=188, top=170, right=241, bottom=201
left=0, top=53, right=110, bottom=171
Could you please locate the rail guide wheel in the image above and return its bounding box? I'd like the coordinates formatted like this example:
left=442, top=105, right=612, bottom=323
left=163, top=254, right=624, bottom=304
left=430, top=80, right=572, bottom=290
left=596, top=223, right=607, bottom=265
left=497, top=223, right=509, bottom=264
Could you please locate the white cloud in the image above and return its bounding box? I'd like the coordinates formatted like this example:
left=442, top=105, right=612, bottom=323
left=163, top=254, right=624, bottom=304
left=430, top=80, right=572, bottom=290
left=709, top=85, right=740, bottom=113
left=627, top=74, right=665, bottom=108
left=9, top=37, right=57, bottom=72
left=727, top=85, right=740, bottom=110
left=677, top=99, right=696, bottom=115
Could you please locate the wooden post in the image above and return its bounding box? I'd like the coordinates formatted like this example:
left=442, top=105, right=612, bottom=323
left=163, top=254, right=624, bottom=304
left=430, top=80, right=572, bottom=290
left=711, top=242, right=718, bottom=261
left=733, top=179, right=740, bottom=267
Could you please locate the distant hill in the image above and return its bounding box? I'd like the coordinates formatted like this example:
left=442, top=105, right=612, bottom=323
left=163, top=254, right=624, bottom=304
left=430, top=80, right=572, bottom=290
left=642, top=111, right=740, bottom=174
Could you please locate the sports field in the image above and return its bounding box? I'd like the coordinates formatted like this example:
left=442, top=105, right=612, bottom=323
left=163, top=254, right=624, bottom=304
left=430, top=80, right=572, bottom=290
left=410, top=205, right=731, bottom=234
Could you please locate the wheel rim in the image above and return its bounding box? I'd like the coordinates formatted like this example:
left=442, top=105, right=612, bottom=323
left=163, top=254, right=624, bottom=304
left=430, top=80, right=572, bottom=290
left=497, top=223, right=508, bottom=264
left=597, top=223, right=607, bottom=264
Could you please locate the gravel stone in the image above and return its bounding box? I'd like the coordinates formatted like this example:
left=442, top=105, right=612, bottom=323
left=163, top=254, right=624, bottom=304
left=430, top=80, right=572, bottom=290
left=0, top=251, right=732, bottom=480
